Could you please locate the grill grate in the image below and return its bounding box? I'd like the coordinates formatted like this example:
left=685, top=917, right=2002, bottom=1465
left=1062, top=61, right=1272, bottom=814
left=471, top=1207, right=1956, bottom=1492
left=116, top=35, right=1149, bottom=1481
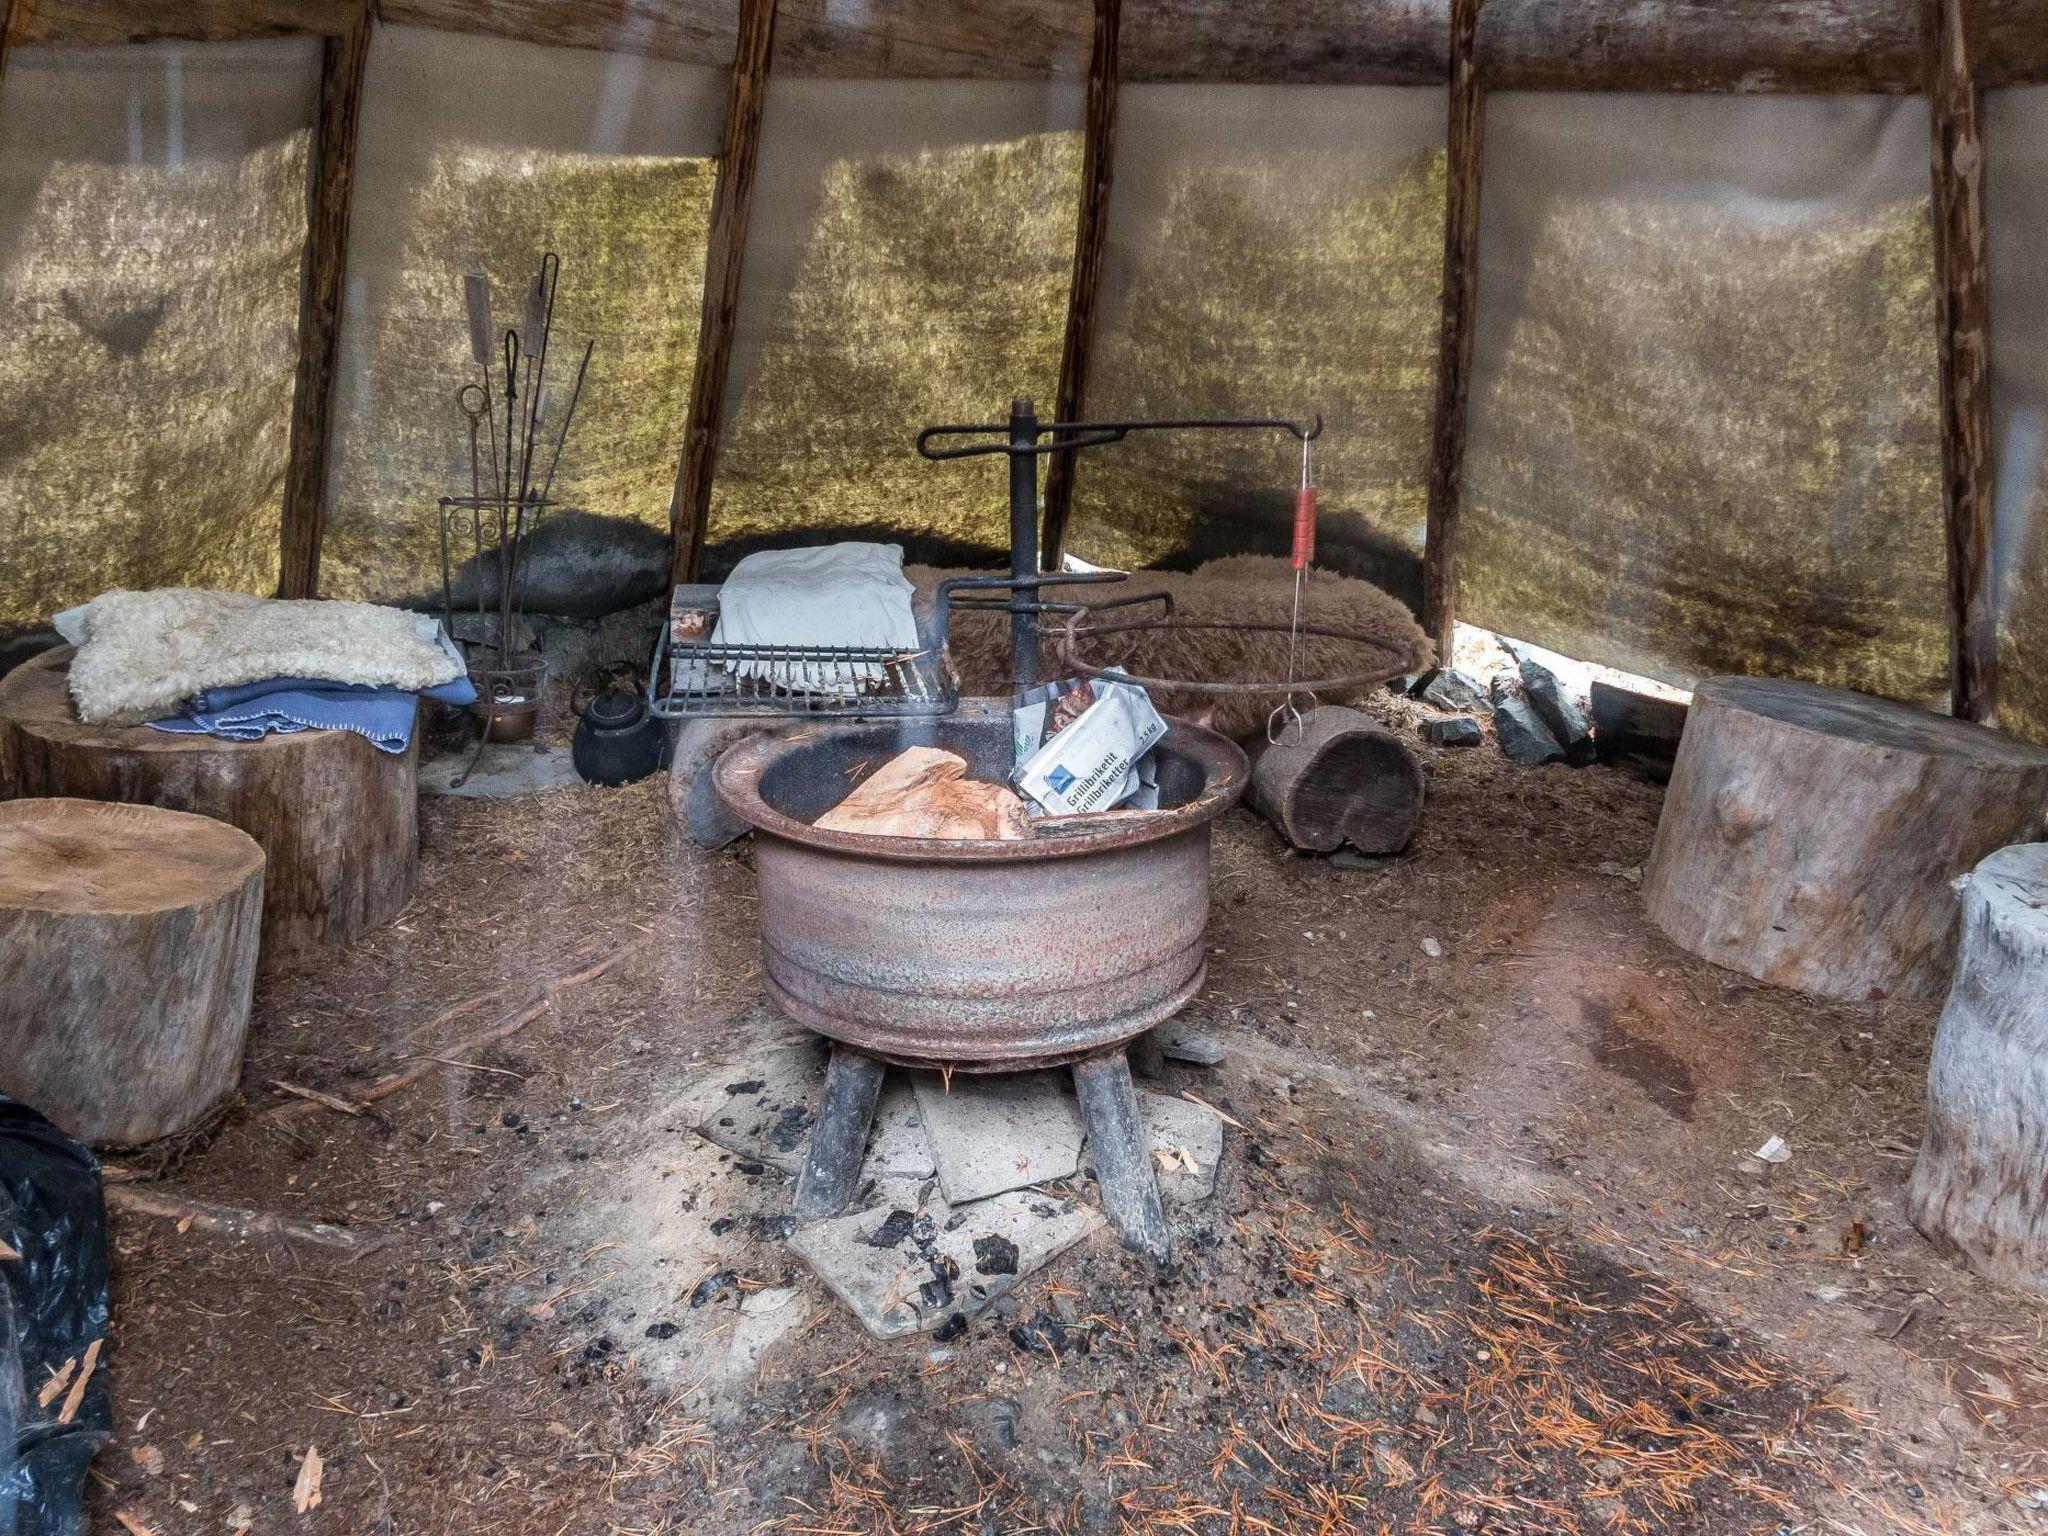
left=648, top=636, right=957, bottom=721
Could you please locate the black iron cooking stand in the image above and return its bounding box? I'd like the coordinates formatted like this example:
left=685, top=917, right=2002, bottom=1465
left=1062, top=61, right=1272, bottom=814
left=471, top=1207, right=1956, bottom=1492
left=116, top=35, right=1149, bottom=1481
left=779, top=399, right=1318, bottom=1268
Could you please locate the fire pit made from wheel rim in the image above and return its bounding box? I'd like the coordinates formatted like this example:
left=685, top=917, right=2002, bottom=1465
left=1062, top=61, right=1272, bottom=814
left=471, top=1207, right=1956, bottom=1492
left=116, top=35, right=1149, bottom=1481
left=713, top=698, right=1249, bottom=1072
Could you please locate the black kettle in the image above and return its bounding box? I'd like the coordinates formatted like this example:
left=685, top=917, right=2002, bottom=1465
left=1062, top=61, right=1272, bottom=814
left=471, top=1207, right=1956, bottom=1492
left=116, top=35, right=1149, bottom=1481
left=570, top=683, right=666, bottom=787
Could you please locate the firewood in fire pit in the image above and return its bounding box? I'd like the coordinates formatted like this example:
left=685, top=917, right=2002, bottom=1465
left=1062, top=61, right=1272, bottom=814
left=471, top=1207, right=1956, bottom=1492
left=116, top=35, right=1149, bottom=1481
left=814, top=746, right=1029, bottom=840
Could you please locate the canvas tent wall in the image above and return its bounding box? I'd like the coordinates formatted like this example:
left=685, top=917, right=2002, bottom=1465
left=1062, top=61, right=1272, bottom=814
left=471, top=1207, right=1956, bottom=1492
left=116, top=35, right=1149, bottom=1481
left=1, top=0, right=2047, bottom=743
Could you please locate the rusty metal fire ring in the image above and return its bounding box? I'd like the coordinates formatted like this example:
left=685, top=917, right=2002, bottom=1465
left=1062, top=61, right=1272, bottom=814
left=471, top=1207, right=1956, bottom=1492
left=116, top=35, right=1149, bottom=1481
left=712, top=714, right=1249, bottom=865
left=1054, top=610, right=1415, bottom=698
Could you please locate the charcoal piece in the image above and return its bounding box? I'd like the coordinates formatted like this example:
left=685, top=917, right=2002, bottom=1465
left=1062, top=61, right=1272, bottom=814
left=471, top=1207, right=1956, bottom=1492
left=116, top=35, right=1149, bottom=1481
left=866, top=1209, right=916, bottom=1249
left=932, top=1313, right=968, bottom=1343
left=1008, top=1310, right=1068, bottom=1355
left=973, top=1234, right=1020, bottom=1276
left=689, top=1270, right=739, bottom=1308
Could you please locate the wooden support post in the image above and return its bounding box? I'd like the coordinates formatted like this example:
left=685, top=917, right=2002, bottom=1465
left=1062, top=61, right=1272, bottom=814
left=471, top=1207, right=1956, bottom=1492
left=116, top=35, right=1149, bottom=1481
left=1419, top=0, right=1485, bottom=654
left=791, top=1046, right=885, bottom=1223
left=669, top=0, right=778, bottom=584
left=1930, top=0, right=1998, bottom=723
left=277, top=0, right=370, bottom=601
left=0, top=0, right=20, bottom=112
left=1039, top=0, right=1120, bottom=567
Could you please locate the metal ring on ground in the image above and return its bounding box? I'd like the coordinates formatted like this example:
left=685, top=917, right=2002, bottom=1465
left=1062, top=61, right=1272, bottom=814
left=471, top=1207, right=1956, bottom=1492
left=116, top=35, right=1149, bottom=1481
left=1054, top=611, right=1414, bottom=698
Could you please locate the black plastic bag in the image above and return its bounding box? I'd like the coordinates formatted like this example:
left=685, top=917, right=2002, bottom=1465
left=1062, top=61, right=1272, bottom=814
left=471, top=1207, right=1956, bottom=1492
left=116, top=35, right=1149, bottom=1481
left=0, top=1095, right=110, bottom=1536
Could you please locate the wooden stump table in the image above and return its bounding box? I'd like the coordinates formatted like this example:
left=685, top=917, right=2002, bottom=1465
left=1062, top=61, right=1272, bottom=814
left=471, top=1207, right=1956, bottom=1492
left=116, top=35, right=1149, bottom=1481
left=1908, top=843, right=2048, bottom=1294
left=1643, top=676, right=2048, bottom=1001
left=0, top=799, right=262, bottom=1145
left=0, top=646, right=417, bottom=973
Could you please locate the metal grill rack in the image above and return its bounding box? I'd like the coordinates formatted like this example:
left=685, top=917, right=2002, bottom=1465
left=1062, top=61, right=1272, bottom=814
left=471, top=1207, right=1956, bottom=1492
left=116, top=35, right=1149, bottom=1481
left=648, top=634, right=956, bottom=721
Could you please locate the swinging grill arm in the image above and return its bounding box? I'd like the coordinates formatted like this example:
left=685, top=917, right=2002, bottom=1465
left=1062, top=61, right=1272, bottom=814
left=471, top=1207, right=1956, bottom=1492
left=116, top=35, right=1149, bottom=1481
left=914, top=414, right=1324, bottom=460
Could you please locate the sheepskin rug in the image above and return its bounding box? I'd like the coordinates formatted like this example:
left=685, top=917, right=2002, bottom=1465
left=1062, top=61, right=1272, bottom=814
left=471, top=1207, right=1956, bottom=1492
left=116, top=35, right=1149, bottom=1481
left=65, top=589, right=463, bottom=726
left=911, top=555, right=1433, bottom=740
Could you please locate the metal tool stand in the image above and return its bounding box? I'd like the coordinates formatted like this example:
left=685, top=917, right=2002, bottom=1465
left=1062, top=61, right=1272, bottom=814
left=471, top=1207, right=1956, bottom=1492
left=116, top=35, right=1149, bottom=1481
left=775, top=399, right=1321, bottom=1268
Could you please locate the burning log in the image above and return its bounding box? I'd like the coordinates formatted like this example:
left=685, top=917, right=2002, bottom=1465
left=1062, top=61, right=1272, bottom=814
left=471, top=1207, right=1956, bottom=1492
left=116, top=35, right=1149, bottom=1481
left=1246, top=705, right=1423, bottom=855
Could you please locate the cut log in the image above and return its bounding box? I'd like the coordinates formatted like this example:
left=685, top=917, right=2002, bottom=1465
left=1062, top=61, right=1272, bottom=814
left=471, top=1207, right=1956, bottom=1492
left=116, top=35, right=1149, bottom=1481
left=1907, top=843, right=2048, bottom=1294
left=667, top=716, right=764, bottom=849
left=1590, top=679, right=1688, bottom=783
left=0, top=647, right=416, bottom=972
left=1643, top=676, right=2048, bottom=1002
left=1246, top=705, right=1424, bottom=855
left=0, top=799, right=263, bottom=1146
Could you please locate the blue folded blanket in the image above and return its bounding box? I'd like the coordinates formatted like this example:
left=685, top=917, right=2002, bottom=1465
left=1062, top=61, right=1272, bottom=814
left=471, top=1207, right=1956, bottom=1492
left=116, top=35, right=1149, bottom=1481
left=147, top=672, right=478, bottom=754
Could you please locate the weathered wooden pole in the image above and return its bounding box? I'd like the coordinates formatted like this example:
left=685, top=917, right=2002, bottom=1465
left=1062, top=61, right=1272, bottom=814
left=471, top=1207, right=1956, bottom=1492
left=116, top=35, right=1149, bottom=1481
left=669, top=0, right=778, bottom=584
left=1039, top=0, right=1121, bottom=567
left=277, top=0, right=371, bottom=601
left=1419, top=0, right=1485, bottom=652
left=1929, top=0, right=1998, bottom=722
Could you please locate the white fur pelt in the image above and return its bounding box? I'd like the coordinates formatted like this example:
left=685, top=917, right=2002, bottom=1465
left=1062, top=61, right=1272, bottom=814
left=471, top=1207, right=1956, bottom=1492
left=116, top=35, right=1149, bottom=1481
left=66, top=589, right=463, bottom=726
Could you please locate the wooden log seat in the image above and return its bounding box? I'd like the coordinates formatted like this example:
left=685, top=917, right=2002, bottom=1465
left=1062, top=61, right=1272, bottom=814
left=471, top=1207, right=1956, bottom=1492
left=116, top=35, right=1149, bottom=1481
left=1907, top=843, right=2048, bottom=1293
left=0, top=646, right=417, bottom=973
left=0, top=799, right=263, bottom=1145
left=1643, top=675, right=2048, bottom=1002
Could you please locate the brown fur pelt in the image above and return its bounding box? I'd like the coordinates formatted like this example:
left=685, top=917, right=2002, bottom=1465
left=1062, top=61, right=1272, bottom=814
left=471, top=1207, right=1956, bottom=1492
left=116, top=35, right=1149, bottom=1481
left=910, top=556, right=1433, bottom=740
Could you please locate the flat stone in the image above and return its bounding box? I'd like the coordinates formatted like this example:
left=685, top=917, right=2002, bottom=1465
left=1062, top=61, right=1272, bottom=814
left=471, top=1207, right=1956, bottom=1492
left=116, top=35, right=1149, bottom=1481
left=1519, top=657, right=1597, bottom=766
left=1135, top=1091, right=1225, bottom=1204
left=913, top=1070, right=1084, bottom=1204
left=420, top=743, right=583, bottom=798
left=1413, top=668, right=1492, bottom=717
left=682, top=1038, right=827, bottom=1174
left=862, top=1078, right=938, bottom=1182
left=740, top=1285, right=800, bottom=1316
left=1159, top=1026, right=1226, bottom=1067
left=1421, top=714, right=1483, bottom=748
left=789, top=1190, right=1100, bottom=1340
left=1492, top=698, right=1565, bottom=765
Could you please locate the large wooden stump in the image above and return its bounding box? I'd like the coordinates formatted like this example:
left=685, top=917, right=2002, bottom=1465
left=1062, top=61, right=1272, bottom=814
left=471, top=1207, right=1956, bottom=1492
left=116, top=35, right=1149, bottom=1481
left=1247, top=705, right=1424, bottom=855
left=1907, top=843, right=2048, bottom=1293
left=1643, top=676, right=2048, bottom=1001
left=0, top=647, right=417, bottom=973
left=0, top=799, right=263, bottom=1146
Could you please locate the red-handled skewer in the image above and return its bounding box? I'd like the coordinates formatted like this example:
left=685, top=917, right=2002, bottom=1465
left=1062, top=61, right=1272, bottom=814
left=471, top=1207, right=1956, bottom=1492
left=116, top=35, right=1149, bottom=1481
left=1270, top=435, right=1319, bottom=745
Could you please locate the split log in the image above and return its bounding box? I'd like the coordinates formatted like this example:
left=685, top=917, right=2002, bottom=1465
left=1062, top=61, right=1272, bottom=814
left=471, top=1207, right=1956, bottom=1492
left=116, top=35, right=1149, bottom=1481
left=1907, top=843, right=2048, bottom=1294
left=0, top=799, right=262, bottom=1146
left=1246, top=706, right=1424, bottom=855
left=667, top=716, right=763, bottom=849
left=1643, top=676, right=2048, bottom=1002
left=0, top=647, right=416, bottom=972
left=815, top=747, right=1029, bottom=840
left=1590, top=679, right=1688, bottom=783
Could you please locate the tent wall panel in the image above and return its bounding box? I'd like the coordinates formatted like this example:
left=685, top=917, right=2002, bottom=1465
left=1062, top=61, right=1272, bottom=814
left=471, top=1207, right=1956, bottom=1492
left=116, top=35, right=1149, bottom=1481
left=1986, top=86, right=2048, bottom=745
left=318, top=25, right=722, bottom=602
left=1461, top=93, right=1948, bottom=704
left=0, top=40, right=319, bottom=630
left=1063, top=84, right=1445, bottom=608
left=700, top=79, right=1083, bottom=573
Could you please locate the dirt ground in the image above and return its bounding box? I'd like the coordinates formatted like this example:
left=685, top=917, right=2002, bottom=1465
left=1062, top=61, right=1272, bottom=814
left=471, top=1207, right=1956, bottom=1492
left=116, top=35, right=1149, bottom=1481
left=82, top=694, right=2048, bottom=1536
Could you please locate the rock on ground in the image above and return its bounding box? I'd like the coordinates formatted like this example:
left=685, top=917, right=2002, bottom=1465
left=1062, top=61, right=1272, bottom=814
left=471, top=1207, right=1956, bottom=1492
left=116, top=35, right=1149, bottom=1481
left=913, top=1070, right=1084, bottom=1204
left=1493, top=698, right=1565, bottom=765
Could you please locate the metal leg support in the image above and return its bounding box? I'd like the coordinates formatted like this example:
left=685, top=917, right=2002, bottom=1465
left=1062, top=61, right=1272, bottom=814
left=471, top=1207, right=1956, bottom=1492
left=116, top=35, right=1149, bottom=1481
left=1073, top=1050, right=1170, bottom=1269
left=791, top=1046, right=886, bottom=1224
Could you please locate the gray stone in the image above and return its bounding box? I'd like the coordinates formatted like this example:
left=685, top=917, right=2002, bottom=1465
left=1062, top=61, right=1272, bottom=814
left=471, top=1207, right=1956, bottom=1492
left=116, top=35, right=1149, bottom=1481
left=1421, top=713, right=1483, bottom=748
left=1518, top=657, right=1597, bottom=766
left=913, top=1070, right=1084, bottom=1204
left=1135, top=1090, right=1225, bottom=1204
left=1492, top=698, right=1565, bottom=765
left=1159, top=1026, right=1226, bottom=1067
left=683, top=1045, right=934, bottom=1185
left=420, top=743, right=583, bottom=798
left=863, top=1078, right=939, bottom=1182
left=1413, top=668, right=1493, bottom=717
left=423, top=509, right=671, bottom=619
left=789, top=1189, right=1100, bottom=1339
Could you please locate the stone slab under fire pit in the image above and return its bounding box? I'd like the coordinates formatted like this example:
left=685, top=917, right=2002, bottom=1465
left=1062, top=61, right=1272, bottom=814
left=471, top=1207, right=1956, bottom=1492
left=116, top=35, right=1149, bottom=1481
left=912, top=1070, right=1085, bottom=1204
left=789, top=1190, right=1101, bottom=1340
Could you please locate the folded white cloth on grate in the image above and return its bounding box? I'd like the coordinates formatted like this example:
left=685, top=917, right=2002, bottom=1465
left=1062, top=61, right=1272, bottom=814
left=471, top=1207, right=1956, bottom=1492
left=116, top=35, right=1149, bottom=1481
left=61, top=588, right=463, bottom=726
left=712, top=543, right=922, bottom=692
